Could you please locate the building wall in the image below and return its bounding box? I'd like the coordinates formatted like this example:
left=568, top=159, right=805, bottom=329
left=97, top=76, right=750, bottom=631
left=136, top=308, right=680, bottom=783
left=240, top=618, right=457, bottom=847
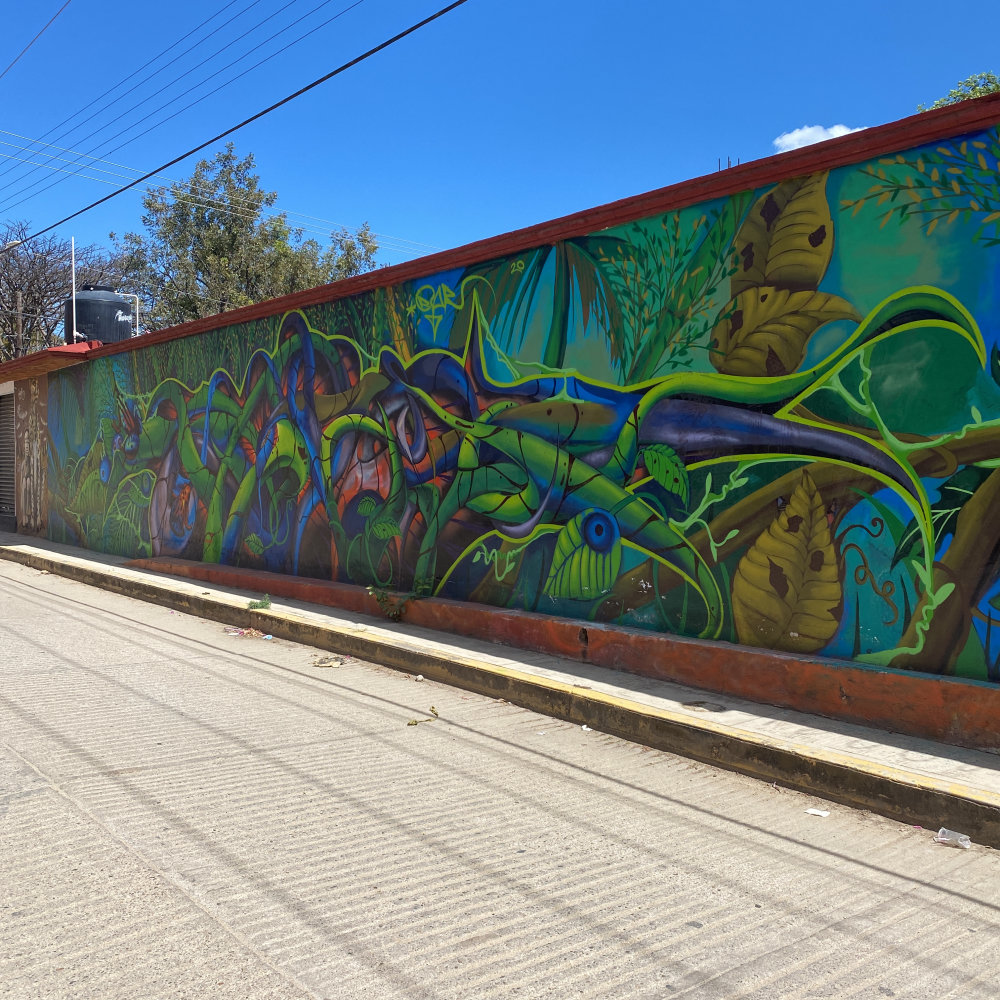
left=0, top=380, right=14, bottom=531
left=44, top=121, right=1000, bottom=680
left=14, top=375, right=48, bottom=536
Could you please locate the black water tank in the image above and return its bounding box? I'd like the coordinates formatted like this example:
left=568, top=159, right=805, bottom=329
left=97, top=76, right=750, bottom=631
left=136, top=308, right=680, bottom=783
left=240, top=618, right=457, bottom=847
left=64, top=285, right=134, bottom=344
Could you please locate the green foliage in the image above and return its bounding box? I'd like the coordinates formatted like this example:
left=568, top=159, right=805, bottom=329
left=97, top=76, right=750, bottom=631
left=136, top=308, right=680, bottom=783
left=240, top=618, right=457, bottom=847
left=112, top=143, right=378, bottom=330
left=641, top=444, right=689, bottom=505
left=892, top=466, right=993, bottom=566
left=454, top=236, right=626, bottom=369
left=366, top=574, right=435, bottom=620
left=370, top=516, right=401, bottom=540
left=244, top=533, right=265, bottom=556
left=543, top=511, right=622, bottom=600
left=367, top=586, right=411, bottom=621
left=841, top=133, right=1000, bottom=247
left=599, top=202, right=746, bottom=382
left=919, top=72, right=1000, bottom=111
left=247, top=594, right=272, bottom=610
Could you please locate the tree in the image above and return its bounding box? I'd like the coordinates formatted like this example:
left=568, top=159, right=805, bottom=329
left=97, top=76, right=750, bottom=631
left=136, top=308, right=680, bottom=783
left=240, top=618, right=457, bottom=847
left=112, top=143, right=379, bottom=331
left=0, top=221, right=123, bottom=361
left=919, top=72, right=1000, bottom=111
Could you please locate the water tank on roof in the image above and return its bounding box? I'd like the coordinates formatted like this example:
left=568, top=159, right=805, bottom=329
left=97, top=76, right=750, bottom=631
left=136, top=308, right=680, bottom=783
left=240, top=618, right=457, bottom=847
left=64, top=285, right=134, bottom=345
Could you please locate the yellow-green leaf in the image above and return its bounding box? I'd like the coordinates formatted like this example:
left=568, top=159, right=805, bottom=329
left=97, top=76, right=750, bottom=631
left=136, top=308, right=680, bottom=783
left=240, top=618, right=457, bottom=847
left=709, top=287, right=860, bottom=377
left=642, top=444, right=689, bottom=505
left=732, top=471, right=841, bottom=653
left=730, top=172, right=834, bottom=296
left=544, top=509, right=622, bottom=600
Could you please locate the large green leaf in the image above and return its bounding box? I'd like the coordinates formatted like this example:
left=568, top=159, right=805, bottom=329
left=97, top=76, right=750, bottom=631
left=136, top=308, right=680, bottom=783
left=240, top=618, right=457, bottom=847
left=781, top=287, right=987, bottom=436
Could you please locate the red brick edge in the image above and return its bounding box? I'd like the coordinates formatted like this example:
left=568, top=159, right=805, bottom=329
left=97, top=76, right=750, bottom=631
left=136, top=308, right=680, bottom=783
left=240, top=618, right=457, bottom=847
left=127, top=556, right=1000, bottom=751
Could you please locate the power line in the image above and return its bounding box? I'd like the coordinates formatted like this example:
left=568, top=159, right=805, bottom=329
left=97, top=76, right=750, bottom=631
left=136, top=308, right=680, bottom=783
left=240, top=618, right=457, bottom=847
left=0, top=0, right=253, bottom=185
left=0, top=133, right=442, bottom=255
left=18, top=0, right=472, bottom=248
left=0, top=0, right=362, bottom=211
left=0, top=149, right=432, bottom=259
left=0, top=0, right=73, bottom=84
left=98, top=0, right=368, bottom=181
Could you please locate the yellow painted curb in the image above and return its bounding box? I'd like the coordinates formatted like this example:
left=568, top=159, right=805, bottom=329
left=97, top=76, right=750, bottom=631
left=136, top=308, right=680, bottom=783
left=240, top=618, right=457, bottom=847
left=3, top=541, right=1000, bottom=846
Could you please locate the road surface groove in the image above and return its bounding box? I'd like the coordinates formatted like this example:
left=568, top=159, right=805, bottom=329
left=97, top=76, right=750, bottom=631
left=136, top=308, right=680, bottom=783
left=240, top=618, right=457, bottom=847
left=1, top=559, right=999, bottom=999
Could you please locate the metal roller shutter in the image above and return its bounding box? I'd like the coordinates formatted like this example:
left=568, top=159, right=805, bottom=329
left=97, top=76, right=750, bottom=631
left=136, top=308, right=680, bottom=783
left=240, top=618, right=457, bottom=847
left=0, top=394, right=15, bottom=531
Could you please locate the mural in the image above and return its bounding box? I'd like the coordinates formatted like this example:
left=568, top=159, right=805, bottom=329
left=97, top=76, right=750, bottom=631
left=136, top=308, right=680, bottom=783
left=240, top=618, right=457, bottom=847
left=14, top=375, right=48, bottom=535
left=46, top=125, right=1000, bottom=680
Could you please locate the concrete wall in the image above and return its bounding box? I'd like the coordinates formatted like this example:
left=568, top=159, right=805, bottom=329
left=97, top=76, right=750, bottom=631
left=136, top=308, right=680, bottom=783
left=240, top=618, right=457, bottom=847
left=41, top=108, right=1000, bottom=683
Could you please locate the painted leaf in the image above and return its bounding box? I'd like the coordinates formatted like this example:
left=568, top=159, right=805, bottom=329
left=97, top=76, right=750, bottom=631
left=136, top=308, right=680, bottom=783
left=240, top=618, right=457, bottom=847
left=244, top=532, right=264, bottom=556
left=370, top=516, right=401, bottom=540
left=784, top=287, right=987, bottom=435
left=730, top=173, right=834, bottom=296
left=709, top=287, right=860, bottom=377
left=544, top=509, right=622, bottom=600
left=732, top=471, right=841, bottom=653
left=893, top=465, right=993, bottom=567
left=357, top=496, right=377, bottom=517
left=642, top=444, right=689, bottom=505
left=68, top=470, right=106, bottom=517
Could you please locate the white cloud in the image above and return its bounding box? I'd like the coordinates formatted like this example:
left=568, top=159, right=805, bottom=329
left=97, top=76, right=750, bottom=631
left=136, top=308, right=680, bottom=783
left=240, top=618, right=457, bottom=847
left=772, top=124, right=866, bottom=153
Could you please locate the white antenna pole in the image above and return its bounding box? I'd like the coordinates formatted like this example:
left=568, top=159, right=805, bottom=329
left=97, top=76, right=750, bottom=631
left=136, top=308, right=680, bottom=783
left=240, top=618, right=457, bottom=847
left=71, top=237, right=77, bottom=341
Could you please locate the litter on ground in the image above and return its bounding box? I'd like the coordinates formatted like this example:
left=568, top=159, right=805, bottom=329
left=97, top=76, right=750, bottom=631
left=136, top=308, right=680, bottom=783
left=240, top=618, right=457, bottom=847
left=224, top=626, right=269, bottom=639
left=933, top=828, right=972, bottom=849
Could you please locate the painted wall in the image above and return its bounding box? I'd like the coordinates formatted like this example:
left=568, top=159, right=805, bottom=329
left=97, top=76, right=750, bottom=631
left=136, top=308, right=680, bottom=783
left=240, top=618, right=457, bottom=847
left=44, top=123, right=1000, bottom=680
left=15, top=375, right=48, bottom=536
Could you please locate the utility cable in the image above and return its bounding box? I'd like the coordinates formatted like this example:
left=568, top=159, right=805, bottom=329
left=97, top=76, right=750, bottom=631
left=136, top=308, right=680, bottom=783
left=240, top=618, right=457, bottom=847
left=0, top=0, right=361, bottom=211
left=0, top=135, right=441, bottom=255
left=0, top=0, right=254, bottom=184
left=17, top=0, right=472, bottom=247
left=0, top=0, right=73, bottom=84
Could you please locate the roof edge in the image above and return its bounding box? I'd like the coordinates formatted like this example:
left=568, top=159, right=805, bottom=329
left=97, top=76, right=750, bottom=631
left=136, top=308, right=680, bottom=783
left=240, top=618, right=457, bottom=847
left=59, top=92, right=1000, bottom=364
left=0, top=341, right=102, bottom=382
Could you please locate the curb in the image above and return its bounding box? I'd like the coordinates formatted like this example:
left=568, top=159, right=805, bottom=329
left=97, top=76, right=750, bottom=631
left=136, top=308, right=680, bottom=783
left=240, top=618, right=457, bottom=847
left=3, top=541, right=999, bottom=847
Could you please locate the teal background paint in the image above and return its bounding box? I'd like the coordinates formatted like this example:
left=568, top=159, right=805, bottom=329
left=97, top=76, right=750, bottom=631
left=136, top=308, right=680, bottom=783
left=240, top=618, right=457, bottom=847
left=44, top=124, right=1000, bottom=682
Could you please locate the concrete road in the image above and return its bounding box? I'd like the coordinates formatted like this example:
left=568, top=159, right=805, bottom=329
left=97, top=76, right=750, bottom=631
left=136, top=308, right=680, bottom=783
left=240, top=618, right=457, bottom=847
left=1, top=559, right=998, bottom=1000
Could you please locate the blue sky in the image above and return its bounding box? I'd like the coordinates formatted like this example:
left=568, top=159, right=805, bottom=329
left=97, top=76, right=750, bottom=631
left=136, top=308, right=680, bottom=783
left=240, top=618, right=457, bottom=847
left=2, top=0, right=999, bottom=266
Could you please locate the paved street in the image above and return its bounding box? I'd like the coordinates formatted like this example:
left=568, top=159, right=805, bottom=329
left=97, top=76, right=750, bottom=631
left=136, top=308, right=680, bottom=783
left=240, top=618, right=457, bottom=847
left=2, top=558, right=999, bottom=1000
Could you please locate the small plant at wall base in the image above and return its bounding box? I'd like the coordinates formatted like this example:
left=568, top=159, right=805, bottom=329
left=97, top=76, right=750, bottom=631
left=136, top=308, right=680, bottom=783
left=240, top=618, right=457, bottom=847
left=247, top=594, right=271, bottom=610
left=367, top=579, right=434, bottom=621
left=367, top=586, right=411, bottom=621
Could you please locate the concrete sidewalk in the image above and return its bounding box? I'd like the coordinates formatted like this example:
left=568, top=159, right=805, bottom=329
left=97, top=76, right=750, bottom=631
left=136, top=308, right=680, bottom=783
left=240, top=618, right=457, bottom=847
left=2, top=531, right=999, bottom=846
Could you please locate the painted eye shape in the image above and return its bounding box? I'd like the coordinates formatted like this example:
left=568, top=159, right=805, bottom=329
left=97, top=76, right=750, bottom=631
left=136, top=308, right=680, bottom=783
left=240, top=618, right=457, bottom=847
left=99, top=457, right=111, bottom=483
left=581, top=510, right=616, bottom=553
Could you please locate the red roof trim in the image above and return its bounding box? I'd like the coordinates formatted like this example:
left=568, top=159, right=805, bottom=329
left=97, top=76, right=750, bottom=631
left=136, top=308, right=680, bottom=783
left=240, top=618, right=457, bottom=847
left=0, top=341, right=101, bottom=382
left=30, top=93, right=1000, bottom=367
